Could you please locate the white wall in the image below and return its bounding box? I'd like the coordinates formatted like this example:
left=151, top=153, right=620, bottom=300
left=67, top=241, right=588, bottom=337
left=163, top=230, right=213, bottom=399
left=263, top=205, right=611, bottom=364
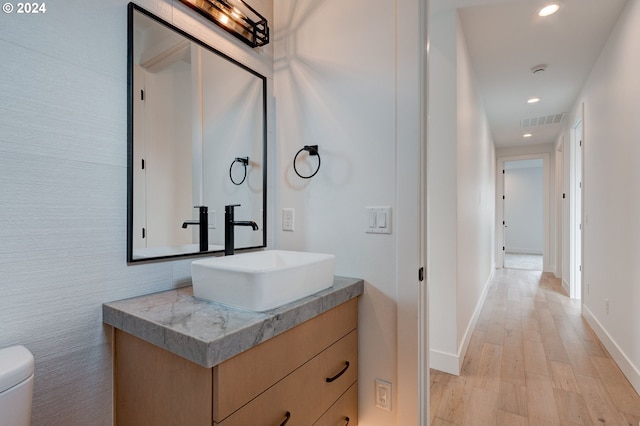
left=427, top=3, right=459, bottom=372
left=427, top=3, right=496, bottom=375
left=454, top=12, right=496, bottom=366
left=0, top=0, right=273, bottom=423
left=273, top=1, right=424, bottom=423
left=504, top=163, right=544, bottom=254
left=563, top=0, right=640, bottom=393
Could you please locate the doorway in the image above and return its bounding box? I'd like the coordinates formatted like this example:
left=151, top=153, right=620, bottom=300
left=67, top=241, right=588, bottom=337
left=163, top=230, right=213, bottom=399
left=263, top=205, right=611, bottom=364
left=503, top=159, right=544, bottom=270
left=497, top=154, right=550, bottom=271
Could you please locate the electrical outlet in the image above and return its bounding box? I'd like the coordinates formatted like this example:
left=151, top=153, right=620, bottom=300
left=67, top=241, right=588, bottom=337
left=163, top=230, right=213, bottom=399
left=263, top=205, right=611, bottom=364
left=375, top=379, right=392, bottom=411
left=282, top=208, right=295, bottom=231
left=208, top=210, right=216, bottom=229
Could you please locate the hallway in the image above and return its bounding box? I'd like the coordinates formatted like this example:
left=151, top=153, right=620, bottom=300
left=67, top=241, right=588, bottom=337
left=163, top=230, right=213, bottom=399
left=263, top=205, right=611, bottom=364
left=430, top=269, right=640, bottom=425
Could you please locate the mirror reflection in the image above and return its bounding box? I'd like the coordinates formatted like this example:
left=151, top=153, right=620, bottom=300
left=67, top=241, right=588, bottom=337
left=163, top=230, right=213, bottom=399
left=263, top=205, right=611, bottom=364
left=128, top=4, right=267, bottom=262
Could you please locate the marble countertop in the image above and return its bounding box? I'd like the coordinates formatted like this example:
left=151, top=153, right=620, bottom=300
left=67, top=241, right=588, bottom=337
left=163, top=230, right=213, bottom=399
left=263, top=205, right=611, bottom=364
left=103, top=276, right=363, bottom=368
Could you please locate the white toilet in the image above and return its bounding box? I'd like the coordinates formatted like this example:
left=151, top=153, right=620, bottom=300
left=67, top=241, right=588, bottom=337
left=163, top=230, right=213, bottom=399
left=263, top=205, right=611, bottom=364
left=0, top=345, right=34, bottom=426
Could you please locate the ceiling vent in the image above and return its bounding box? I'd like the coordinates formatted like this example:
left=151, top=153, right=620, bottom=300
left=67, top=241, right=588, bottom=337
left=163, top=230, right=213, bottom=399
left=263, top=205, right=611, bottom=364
left=521, top=112, right=565, bottom=128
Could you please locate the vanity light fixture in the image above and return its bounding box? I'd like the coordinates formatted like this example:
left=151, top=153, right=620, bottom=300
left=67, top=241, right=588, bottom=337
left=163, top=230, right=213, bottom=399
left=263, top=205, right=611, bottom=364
left=538, top=3, right=560, bottom=17
left=527, top=97, right=540, bottom=104
left=179, top=0, right=269, bottom=48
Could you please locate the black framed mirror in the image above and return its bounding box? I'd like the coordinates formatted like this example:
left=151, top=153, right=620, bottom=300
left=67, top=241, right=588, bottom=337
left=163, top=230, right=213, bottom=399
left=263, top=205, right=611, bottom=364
left=127, top=3, right=267, bottom=263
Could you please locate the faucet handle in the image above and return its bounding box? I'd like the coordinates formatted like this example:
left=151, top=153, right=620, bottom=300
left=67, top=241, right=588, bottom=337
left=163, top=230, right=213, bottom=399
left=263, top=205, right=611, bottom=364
left=193, top=205, right=208, bottom=213
left=225, top=204, right=241, bottom=213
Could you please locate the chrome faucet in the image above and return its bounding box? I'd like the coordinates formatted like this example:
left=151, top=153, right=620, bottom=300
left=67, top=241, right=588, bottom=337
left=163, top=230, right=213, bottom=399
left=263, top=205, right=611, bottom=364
left=225, top=204, right=259, bottom=255
left=182, top=206, right=208, bottom=252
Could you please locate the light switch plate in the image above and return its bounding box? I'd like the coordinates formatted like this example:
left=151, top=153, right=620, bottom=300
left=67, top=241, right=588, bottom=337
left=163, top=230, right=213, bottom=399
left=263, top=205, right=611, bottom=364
left=365, top=206, right=392, bottom=234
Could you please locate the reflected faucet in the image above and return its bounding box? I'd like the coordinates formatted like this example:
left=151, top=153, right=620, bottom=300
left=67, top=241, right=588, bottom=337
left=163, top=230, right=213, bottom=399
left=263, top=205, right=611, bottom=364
left=182, top=206, right=208, bottom=252
left=225, top=204, right=259, bottom=256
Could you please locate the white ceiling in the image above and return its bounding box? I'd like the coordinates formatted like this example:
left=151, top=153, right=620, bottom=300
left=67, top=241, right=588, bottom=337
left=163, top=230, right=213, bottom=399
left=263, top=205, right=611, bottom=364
left=453, top=0, right=629, bottom=147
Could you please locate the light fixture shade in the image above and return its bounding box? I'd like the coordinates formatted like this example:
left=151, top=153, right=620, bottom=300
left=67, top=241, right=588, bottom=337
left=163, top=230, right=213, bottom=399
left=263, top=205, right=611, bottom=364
left=180, top=0, right=269, bottom=48
left=538, top=3, right=560, bottom=17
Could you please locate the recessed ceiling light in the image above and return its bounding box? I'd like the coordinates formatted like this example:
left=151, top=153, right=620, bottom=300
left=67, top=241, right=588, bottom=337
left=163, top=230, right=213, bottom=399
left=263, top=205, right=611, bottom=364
left=539, top=4, right=560, bottom=17
left=523, top=133, right=533, bottom=138
left=527, top=97, right=540, bottom=104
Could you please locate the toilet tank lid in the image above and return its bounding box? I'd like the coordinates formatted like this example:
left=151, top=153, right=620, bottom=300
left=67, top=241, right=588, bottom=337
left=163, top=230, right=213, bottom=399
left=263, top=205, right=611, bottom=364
left=0, top=345, right=34, bottom=393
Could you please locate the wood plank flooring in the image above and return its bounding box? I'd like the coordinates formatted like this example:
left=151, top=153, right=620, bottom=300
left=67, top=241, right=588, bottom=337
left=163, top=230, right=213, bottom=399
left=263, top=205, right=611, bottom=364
left=430, top=268, right=640, bottom=426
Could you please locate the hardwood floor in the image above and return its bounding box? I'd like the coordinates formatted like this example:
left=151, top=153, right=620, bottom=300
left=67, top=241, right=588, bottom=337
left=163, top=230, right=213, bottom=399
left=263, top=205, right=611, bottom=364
left=430, top=268, right=640, bottom=426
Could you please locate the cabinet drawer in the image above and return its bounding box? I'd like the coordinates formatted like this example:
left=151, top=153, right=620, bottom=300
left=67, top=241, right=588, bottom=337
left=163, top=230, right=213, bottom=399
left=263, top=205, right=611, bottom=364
left=214, top=298, right=357, bottom=421
left=217, top=330, right=358, bottom=426
left=314, top=382, right=358, bottom=426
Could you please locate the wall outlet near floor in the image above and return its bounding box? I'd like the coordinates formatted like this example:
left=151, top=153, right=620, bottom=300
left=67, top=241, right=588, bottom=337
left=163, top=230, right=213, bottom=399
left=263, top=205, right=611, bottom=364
left=375, top=379, right=392, bottom=411
left=282, top=208, right=295, bottom=231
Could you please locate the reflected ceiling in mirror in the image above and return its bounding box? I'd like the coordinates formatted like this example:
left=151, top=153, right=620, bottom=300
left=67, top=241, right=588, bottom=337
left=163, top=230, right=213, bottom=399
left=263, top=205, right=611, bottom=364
left=127, top=3, right=267, bottom=263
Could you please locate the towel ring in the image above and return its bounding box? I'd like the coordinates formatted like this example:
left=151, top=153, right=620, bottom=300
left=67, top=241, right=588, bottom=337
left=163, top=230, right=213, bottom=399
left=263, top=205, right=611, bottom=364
left=293, top=145, right=321, bottom=179
left=229, top=157, right=249, bottom=185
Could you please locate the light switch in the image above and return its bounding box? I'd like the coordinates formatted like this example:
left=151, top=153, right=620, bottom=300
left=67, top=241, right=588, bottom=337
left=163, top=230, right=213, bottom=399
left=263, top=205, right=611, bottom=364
left=368, top=210, right=377, bottom=228
left=366, top=207, right=392, bottom=234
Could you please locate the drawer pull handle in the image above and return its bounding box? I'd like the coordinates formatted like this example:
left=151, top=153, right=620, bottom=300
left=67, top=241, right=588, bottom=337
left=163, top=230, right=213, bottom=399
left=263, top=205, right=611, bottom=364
left=279, top=411, right=291, bottom=426
left=344, top=416, right=351, bottom=426
left=326, top=361, right=350, bottom=383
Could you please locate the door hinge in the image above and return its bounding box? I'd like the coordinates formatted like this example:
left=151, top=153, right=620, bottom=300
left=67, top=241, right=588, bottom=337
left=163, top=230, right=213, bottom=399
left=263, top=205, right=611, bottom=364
left=418, top=267, right=425, bottom=282
left=580, top=140, right=582, bottom=147
left=502, top=246, right=505, bottom=251
left=502, top=221, right=505, bottom=225
left=502, top=169, right=505, bottom=174
left=141, top=89, right=145, bottom=101
left=502, top=195, right=505, bottom=200
left=563, top=193, right=566, bottom=199
left=141, top=159, right=145, bottom=170
left=142, top=228, right=146, bottom=239
left=579, top=265, right=582, bottom=272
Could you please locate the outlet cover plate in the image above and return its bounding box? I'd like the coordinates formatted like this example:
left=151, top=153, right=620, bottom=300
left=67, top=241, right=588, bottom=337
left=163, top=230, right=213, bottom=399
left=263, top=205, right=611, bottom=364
left=375, top=379, right=392, bottom=411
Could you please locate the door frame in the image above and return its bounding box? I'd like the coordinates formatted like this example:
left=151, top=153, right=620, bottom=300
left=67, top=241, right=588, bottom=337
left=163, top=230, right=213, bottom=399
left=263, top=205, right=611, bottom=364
left=569, top=111, right=584, bottom=300
left=496, top=153, right=550, bottom=271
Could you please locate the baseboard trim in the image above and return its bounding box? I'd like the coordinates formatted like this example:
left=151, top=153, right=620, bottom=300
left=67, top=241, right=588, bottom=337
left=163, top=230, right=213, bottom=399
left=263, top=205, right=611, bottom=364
left=430, top=266, right=495, bottom=376
left=456, top=266, right=495, bottom=372
left=582, top=304, right=640, bottom=395
left=504, top=248, right=543, bottom=255
left=429, top=349, right=460, bottom=375
left=562, top=278, right=569, bottom=296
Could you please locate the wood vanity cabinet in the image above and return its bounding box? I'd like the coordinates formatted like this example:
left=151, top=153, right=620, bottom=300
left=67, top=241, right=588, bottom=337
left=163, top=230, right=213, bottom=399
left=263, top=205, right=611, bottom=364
left=114, top=298, right=358, bottom=426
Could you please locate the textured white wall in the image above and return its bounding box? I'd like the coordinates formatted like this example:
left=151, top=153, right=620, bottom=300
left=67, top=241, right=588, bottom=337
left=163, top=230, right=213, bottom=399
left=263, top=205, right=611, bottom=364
left=564, top=0, right=640, bottom=393
left=0, top=0, right=273, bottom=423
left=504, top=165, right=544, bottom=254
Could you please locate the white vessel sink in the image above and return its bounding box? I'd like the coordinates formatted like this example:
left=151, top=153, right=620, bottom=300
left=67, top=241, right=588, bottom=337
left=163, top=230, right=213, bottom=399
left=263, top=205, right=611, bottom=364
left=191, top=250, right=335, bottom=311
